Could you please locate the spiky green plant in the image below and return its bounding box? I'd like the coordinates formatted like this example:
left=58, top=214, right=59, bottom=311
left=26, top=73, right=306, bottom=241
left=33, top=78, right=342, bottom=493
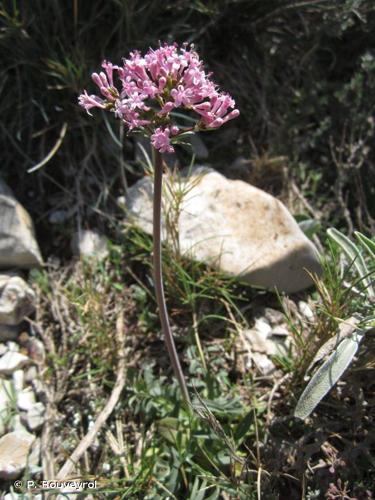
left=294, top=228, right=374, bottom=419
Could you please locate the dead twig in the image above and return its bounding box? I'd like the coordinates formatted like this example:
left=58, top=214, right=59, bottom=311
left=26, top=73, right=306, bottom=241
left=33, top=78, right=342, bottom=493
left=266, top=373, right=291, bottom=424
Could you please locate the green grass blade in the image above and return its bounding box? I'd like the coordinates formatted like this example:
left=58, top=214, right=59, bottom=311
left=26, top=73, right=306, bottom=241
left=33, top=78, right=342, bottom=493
left=355, top=231, right=375, bottom=260
left=327, top=227, right=374, bottom=298
left=294, top=330, right=365, bottom=420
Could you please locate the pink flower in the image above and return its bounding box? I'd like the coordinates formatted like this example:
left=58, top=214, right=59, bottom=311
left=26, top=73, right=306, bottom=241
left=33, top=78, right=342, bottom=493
left=78, top=91, right=106, bottom=115
left=151, top=127, right=175, bottom=153
left=193, top=94, right=240, bottom=128
left=78, top=43, right=239, bottom=153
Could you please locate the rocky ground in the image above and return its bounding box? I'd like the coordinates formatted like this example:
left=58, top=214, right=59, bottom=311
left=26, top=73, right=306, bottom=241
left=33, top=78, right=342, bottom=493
left=0, top=155, right=373, bottom=498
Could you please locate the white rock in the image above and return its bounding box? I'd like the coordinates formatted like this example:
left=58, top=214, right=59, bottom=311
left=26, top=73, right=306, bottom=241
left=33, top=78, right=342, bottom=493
left=31, top=378, right=44, bottom=398
left=7, top=341, right=19, bottom=352
left=251, top=352, right=276, bottom=375
left=17, top=388, right=36, bottom=411
left=0, top=275, right=36, bottom=325
left=12, top=369, right=24, bottom=391
left=0, top=179, right=43, bottom=269
left=242, top=316, right=290, bottom=375
left=0, top=351, right=31, bottom=375
left=24, top=402, right=45, bottom=431
left=0, top=343, right=7, bottom=356
left=72, top=230, right=109, bottom=261
left=0, top=430, right=35, bottom=479
left=298, top=300, right=314, bottom=320
left=270, top=325, right=289, bottom=337
left=24, top=365, right=38, bottom=384
left=253, top=318, right=272, bottom=337
left=126, top=167, right=322, bottom=293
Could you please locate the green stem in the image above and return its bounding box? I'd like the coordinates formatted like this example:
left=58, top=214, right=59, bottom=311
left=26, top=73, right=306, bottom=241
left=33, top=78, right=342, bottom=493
left=153, top=149, right=191, bottom=406
left=193, top=310, right=207, bottom=372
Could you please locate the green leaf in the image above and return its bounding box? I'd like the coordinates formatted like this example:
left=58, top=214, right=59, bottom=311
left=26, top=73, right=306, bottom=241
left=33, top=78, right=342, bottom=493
left=234, top=410, right=253, bottom=443
left=294, top=330, right=365, bottom=420
left=355, top=231, right=375, bottom=260
left=157, top=417, right=179, bottom=444
left=327, top=227, right=374, bottom=298
left=298, top=219, right=320, bottom=238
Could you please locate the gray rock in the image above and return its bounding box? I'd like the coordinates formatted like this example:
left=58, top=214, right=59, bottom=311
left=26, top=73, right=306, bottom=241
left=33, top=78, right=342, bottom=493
left=23, top=402, right=45, bottom=431
left=0, top=275, right=36, bottom=325
left=0, top=179, right=43, bottom=269
left=250, top=352, right=276, bottom=375
left=0, top=430, right=35, bottom=479
left=241, top=312, right=292, bottom=375
left=262, top=307, right=285, bottom=326
left=0, top=324, right=19, bottom=342
left=72, top=230, right=109, bottom=261
left=0, top=351, right=31, bottom=375
left=126, top=167, right=322, bottom=293
left=25, top=337, right=45, bottom=364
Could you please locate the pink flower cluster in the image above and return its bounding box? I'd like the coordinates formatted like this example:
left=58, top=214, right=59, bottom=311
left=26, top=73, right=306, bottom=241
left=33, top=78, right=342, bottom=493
left=78, top=44, right=239, bottom=153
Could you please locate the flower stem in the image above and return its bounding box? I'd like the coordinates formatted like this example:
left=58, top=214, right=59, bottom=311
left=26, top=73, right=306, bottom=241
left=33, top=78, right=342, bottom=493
left=153, top=149, right=191, bottom=406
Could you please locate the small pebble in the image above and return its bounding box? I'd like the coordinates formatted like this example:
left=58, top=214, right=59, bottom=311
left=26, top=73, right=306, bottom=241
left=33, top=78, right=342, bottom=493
left=12, top=370, right=24, bottom=392
left=0, top=431, right=35, bottom=480
left=254, top=318, right=272, bottom=337
left=24, top=366, right=38, bottom=384
left=299, top=300, right=314, bottom=320
left=17, top=388, right=36, bottom=411
left=0, top=351, right=30, bottom=375
left=24, top=402, right=45, bottom=431
left=26, top=338, right=45, bottom=364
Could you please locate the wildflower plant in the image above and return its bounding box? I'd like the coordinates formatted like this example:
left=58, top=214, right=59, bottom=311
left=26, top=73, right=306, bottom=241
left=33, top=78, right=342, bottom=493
left=79, top=43, right=239, bottom=405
